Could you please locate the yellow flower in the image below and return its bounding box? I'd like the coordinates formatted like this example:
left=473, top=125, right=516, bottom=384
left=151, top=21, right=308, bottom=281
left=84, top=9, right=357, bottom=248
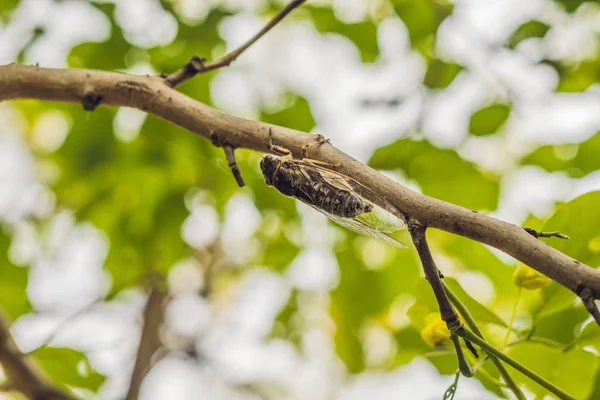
left=420, top=313, right=450, bottom=347
left=513, top=263, right=551, bottom=290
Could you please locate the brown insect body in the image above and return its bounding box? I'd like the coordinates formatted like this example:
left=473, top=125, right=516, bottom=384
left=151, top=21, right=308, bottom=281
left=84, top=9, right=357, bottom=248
left=260, top=155, right=372, bottom=218
left=259, top=131, right=407, bottom=248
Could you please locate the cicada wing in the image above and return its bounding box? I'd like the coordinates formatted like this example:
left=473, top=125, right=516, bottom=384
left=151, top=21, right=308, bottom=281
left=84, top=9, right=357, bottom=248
left=293, top=160, right=405, bottom=222
left=356, top=201, right=406, bottom=233
left=319, top=209, right=408, bottom=248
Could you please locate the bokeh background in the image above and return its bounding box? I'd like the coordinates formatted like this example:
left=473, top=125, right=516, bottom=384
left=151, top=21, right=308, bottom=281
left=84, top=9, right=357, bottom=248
left=2, top=0, right=600, bottom=399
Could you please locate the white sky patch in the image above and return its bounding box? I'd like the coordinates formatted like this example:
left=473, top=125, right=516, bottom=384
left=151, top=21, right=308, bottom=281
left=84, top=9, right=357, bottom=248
left=338, top=358, right=496, bottom=400
left=221, top=193, right=262, bottom=265
left=0, top=133, right=50, bottom=224
left=32, top=110, right=71, bottom=152
left=113, top=0, right=178, bottom=48
left=27, top=221, right=110, bottom=312
left=24, top=0, right=111, bottom=66
left=457, top=271, right=496, bottom=306
left=286, top=247, right=340, bottom=291
left=166, top=294, right=212, bottom=337
left=181, top=204, right=220, bottom=249
left=113, top=107, right=147, bottom=143
left=168, top=257, right=204, bottom=295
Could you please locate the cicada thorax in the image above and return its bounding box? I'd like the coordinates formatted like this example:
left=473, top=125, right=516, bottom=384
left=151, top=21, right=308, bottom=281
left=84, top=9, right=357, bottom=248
left=261, top=157, right=372, bottom=219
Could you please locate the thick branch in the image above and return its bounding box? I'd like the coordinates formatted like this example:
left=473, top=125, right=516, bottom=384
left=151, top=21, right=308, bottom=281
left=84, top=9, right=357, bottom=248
left=0, top=311, right=74, bottom=400
left=125, top=286, right=167, bottom=400
left=164, top=0, right=306, bottom=87
left=2, top=63, right=600, bottom=302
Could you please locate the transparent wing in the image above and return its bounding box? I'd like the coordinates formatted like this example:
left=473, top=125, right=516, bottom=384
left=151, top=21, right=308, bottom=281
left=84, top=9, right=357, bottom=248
left=355, top=202, right=405, bottom=233
left=290, top=159, right=405, bottom=222
left=322, top=209, right=408, bottom=248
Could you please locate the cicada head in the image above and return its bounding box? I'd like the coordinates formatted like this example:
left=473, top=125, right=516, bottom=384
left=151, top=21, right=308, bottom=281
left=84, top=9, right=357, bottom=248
left=260, top=155, right=279, bottom=186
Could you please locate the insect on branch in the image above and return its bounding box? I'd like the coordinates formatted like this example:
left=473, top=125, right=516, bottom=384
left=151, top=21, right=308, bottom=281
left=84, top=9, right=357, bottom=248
left=164, top=0, right=306, bottom=88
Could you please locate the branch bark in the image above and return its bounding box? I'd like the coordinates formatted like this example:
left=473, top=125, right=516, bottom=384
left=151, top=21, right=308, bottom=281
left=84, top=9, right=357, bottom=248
left=1, top=63, right=600, bottom=302
left=0, top=311, right=74, bottom=400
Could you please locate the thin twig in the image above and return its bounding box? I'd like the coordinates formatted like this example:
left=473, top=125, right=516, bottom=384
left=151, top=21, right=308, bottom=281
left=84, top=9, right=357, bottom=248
left=223, top=144, right=245, bottom=187
left=125, top=286, right=167, bottom=400
left=523, top=227, right=569, bottom=240
left=408, top=219, right=460, bottom=328
left=0, top=311, right=74, bottom=400
left=164, top=0, right=306, bottom=87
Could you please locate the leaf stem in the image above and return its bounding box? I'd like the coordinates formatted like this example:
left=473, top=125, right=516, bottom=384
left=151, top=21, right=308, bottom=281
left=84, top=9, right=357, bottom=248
left=443, top=282, right=526, bottom=400
left=502, top=287, right=521, bottom=350
left=456, top=326, right=576, bottom=400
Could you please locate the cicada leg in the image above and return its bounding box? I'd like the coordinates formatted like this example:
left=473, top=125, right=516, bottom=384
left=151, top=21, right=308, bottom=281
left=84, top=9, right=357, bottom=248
left=302, top=134, right=341, bottom=168
left=268, top=128, right=293, bottom=158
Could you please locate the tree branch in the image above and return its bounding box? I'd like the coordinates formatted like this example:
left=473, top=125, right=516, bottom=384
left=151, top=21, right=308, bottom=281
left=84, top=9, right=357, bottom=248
left=125, top=285, right=167, bottom=400
left=164, top=0, right=306, bottom=87
left=0, top=311, right=74, bottom=400
left=2, top=63, right=600, bottom=312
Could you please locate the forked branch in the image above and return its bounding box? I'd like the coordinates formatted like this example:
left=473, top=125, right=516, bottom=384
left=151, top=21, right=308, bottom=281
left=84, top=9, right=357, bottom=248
left=164, top=0, right=306, bottom=87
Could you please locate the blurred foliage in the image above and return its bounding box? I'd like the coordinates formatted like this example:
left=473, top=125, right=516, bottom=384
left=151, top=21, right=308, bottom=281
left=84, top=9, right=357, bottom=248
left=369, top=138, right=499, bottom=210
left=0, top=229, right=30, bottom=320
left=307, top=6, right=379, bottom=62
left=2, top=0, right=600, bottom=399
left=507, top=20, right=550, bottom=49
left=522, top=132, right=600, bottom=178
left=33, top=347, right=105, bottom=392
left=423, top=59, right=462, bottom=89
left=469, top=103, right=510, bottom=136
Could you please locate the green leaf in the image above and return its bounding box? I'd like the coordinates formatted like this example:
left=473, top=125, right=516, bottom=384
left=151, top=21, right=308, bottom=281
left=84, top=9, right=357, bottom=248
left=540, top=191, right=600, bottom=266
left=529, top=283, right=577, bottom=320
left=469, top=103, right=510, bottom=136
left=331, top=245, right=420, bottom=372
left=533, top=305, right=589, bottom=344
left=507, top=20, right=550, bottom=49
left=393, top=325, right=430, bottom=365
left=507, top=342, right=598, bottom=399
left=0, top=0, right=18, bottom=21
left=391, top=0, right=453, bottom=46
left=521, top=132, right=600, bottom=178
left=369, top=139, right=499, bottom=210
left=554, top=0, right=595, bottom=13
left=444, top=278, right=506, bottom=327
left=433, top=232, right=517, bottom=297
left=546, top=58, right=600, bottom=92
left=0, top=229, right=31, bottom=319
left=261, top=95, right=315, bottom=133
left=423, top=59, right=462, bottom=89
left=307, top=7, right=379, bottom=62
left=573, top=320, right=600, bottom=348
left=33, top=347, right=105, bottom=391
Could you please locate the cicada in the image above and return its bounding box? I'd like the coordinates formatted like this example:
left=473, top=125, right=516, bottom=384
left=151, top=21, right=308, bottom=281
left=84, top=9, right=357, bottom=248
left=260, top=131, right=407, bottom=248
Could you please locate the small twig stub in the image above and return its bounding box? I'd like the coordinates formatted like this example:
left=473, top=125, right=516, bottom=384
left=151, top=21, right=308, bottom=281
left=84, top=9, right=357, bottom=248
left=523, top=227, right=569, bottom=240
left=223, top=144, right=245, bottom=187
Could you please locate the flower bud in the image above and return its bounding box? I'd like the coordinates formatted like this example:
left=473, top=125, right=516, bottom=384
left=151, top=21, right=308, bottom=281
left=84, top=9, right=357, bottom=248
left=420, top=312, right=450, bottom=347
left=513, top=263, right=551, bottom=290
